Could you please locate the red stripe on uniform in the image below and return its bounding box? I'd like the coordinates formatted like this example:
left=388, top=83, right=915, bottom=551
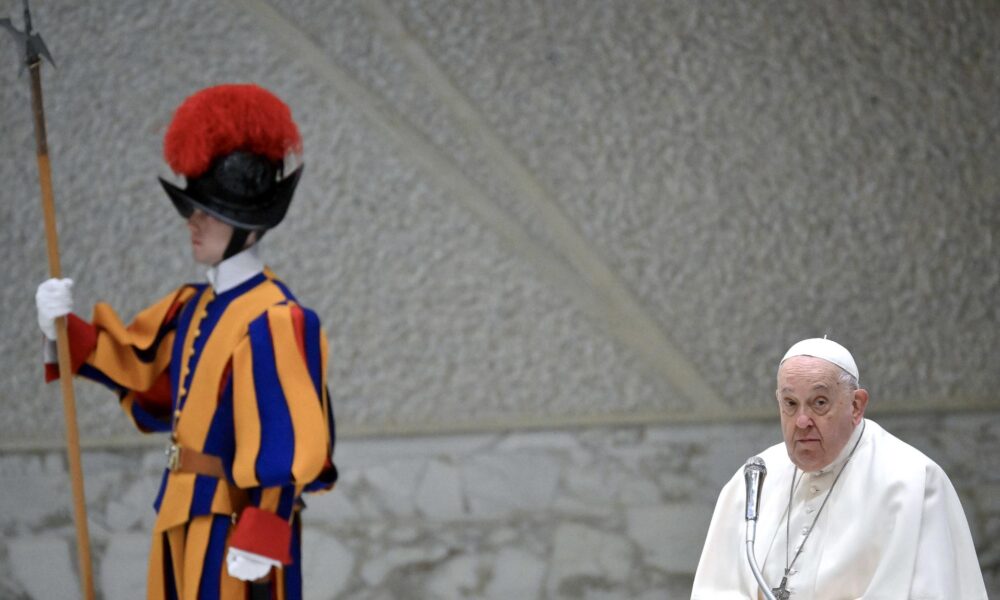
left=44, top=313, right=99, bottom=382
left=289, top=305, right=307, bottom=361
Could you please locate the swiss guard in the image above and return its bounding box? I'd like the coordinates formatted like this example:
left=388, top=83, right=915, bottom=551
left=35, top=83, right=338, bottom=599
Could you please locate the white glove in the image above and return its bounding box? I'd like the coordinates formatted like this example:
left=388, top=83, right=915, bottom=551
left=36, top=278, right=74, bottom=341
left=226, top=547, right=281, bottom=581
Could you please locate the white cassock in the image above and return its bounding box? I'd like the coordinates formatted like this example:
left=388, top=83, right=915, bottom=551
left=692, top=419, right=987, bottom=599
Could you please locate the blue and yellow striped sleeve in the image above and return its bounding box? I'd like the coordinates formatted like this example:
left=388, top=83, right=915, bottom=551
left=45, top=286, right=197, bottom=432
left=229, top=302, right=335, bottom=563
left=231, top=302, right=331, bottom=488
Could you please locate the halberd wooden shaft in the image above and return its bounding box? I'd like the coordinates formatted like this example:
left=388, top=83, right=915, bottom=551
left=28, top=56, right=96, bottom=600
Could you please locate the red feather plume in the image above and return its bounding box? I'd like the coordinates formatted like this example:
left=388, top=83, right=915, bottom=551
left=163, top=84, right=302, bottom=178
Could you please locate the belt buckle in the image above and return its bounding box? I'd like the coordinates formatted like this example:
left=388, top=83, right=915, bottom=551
left=166, top=444, right=181, bottom=472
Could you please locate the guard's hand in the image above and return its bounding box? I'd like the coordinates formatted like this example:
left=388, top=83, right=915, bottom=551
left=226, top=547, right=279, bottom=582
left=35, top=278, right=74, bottom=341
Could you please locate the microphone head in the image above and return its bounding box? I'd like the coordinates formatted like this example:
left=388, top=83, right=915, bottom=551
left=744, top=455, right=766, bottom=474
left=743, top=456, right=767, bottom=522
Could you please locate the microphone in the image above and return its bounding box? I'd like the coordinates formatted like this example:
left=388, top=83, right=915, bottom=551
left=744, top=456, right=766, bottom=523
left=743, top=456, right=777, bottom=600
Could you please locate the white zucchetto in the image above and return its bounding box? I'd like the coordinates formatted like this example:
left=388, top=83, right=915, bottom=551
left=780, top=337, right=859, bottom=380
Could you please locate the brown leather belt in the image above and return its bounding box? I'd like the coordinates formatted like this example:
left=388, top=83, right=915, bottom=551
left=166, top=444, right=226, bottom=479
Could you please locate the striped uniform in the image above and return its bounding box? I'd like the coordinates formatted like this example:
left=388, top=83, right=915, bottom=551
left=49, top=267, right=337, bottom=599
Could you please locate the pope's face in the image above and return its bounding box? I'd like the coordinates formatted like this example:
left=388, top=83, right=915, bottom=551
left=776, top=356, right=868, bottom=472
left=187, top=210, right=233, bottom=266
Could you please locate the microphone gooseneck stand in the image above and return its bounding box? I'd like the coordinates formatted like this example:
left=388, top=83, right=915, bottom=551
left=747, top=518, right=777, bottom=600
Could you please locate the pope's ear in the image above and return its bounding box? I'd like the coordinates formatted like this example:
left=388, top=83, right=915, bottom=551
left=852, top=388, right=869, bottom=422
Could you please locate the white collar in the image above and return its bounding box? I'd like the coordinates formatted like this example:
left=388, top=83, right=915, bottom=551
left=205, top=245, right=264, bottom=293
left=809, top=418, right=867, bottom=476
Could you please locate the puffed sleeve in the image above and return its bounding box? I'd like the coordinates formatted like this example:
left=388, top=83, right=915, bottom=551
left=45, top=286, right=198, bottom=433
left=229, top=302, right=336, bottom=564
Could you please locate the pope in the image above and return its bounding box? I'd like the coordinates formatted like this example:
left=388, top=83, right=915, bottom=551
left=35, top=84, right=337, bottom=600
left=692, top=337, right=987, bottom=599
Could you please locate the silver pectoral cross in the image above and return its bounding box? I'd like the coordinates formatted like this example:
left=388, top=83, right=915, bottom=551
left=772, top=576, right=791, bottom=600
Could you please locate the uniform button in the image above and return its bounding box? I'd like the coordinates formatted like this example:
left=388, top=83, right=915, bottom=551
left=805, top=506, right=815, bottom=514
left=174, top=410, right=181, bottom=417
left=801, top=525, right=810, bottom=535
left=810, top=485, right=820, bottom=493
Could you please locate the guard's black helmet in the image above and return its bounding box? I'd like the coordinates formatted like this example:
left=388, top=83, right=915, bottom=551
left=158, top=83, right=303, bottom=232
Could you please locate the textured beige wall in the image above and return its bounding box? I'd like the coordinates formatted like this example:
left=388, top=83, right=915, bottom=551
left=2, top=1, right=998, bottom=443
